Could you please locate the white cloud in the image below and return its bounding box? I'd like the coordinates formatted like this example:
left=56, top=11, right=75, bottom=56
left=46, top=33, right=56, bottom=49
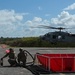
left=25, top=17, right=50, bottom=27
left=33, top=17, right=42, bottom=22
left=0, top=9, right=24, bottom=25
left=64, top=3, right=75, bottom=10
left=0, top=9, right=29, bottom=37
left=51, top=11, right=75, bottom=28
left=38, top=6, right=42, bottom=10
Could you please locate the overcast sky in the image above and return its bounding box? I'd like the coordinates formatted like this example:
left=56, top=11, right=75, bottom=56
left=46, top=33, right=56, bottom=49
left=0, top=0, right=75, bottom=37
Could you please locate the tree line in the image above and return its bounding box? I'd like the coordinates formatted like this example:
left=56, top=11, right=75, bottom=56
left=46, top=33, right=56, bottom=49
left=0, top=37, right=75, bottom=47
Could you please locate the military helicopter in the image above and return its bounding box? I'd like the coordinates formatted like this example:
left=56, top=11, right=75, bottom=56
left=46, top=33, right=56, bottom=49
left=32, top=25, right=75, bottom=43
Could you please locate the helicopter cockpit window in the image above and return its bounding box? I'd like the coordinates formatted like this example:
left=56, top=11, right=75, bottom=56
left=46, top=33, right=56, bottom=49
left=58, top=35, right=62, bottom=39
left=52, top=35, right=56, bottom=39
left=45, top=34, right=50, bottom=37
left=58, top=35, right=65, bottom=39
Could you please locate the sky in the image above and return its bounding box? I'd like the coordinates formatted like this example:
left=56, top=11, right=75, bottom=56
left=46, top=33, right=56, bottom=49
left=0, top=0, right=75, bottom=37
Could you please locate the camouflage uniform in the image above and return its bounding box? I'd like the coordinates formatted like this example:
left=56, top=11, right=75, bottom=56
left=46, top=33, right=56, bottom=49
left=1, top=48, right=17, bottom=66
left=17, top=49, right=27, bottom=66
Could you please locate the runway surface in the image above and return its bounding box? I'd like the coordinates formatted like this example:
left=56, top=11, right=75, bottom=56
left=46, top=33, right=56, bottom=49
left=0, top=47, right=75, bottom=75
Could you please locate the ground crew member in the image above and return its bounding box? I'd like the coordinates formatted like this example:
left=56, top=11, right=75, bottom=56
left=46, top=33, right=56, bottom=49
left=17, top=48, right=27, bottom=66
left=1, top=48, right=17, bottom=66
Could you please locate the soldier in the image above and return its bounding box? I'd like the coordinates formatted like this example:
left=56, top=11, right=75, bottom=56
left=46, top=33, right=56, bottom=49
left=1, top=48, right=17, bottom=66
left=17, top=48, right=27, bottom=66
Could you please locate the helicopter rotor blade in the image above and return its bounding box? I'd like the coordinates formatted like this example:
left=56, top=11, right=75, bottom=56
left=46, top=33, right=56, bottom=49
left=31, top=25, right=75, bottom=31
left=38, top=25, right=57, bottom=29
left=32, top=25, right=66, bottom=31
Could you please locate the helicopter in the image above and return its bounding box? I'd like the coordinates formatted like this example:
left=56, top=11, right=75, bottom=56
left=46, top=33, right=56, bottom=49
left=32, top=25, right=75, bottom=43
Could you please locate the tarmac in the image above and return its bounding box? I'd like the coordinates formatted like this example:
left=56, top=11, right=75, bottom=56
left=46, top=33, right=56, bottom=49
left=0, top=47, right=75, bottom=75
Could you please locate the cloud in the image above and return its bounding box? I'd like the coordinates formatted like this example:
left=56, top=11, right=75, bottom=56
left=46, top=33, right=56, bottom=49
left=0, top=9, right=29, bottom=37
left=38, top=6, right=42, bottom=10
left=25, top=17, right=50, bottom=27
left=51, top=11, right=75, bottom=28
left=64, top=3, right=75, bottom=10
left=0, top=9, right=24, bottom=25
